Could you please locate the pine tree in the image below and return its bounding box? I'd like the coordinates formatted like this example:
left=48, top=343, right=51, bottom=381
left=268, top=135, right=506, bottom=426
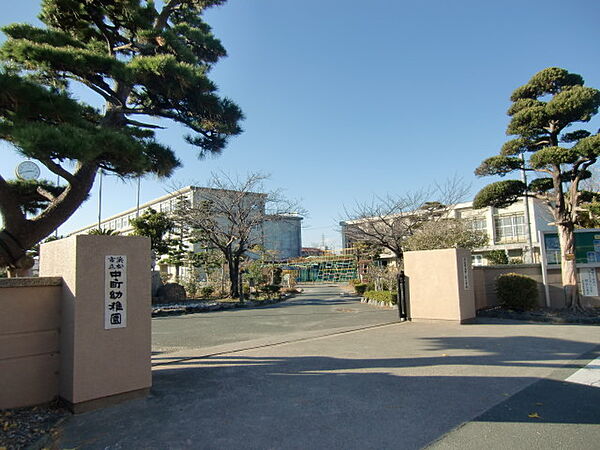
left=474, top=67, right=600, bottom=310
left=0, top=0, right=243, bottom=273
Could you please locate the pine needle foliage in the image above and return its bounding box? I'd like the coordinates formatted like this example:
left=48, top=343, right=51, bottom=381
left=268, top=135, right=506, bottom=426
left=0, top=0, right=243, bottom=271
left=473, top=68, right=600, bottom=309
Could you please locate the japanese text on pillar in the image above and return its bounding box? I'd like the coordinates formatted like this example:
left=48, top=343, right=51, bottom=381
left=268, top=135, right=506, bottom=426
left=105, top=255, right=127, bottom=329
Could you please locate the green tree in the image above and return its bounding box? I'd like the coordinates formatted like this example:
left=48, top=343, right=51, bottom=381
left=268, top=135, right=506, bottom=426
left=474, top=67, right=600, bottom=310
left=485, top=249, right=509, bottom=265
left=87, top=228, right=120, bottom=235
left=164, top=197, right=194, bottom=283
left=129, top=208, right=174, bottom=256
left=0, top=0, right=242, bottom=273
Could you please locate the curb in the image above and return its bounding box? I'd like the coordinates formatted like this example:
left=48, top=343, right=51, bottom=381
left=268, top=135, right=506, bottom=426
left=360, top=297, right=396, bottom=309
left=152, top=293, right=298, bottom=318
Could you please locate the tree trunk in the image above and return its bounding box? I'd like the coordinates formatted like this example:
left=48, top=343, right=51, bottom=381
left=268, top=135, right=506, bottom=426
left=228, top=257, right=240, bottom=298
left=174, top=264, right=180, bottom=284
left=0, top=163, right=97, bottom=270
left=557, top=223, right=581, bottom=310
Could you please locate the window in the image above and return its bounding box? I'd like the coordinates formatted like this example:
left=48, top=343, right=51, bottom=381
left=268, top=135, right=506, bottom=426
left=494, top=214, right=525, bottom=243
left=472, top=254, right=483, bottom=266
left=470, top=217, right=487, bottom=232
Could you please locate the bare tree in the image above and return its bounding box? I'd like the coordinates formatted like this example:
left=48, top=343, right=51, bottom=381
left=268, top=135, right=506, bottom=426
left=340, top=178, right=470, bottom=265
left=172, top=172, right=301, bottom=299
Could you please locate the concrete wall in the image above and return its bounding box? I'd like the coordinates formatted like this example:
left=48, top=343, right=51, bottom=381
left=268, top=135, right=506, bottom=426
left=473, top=264, right=600, bottom=310
left=0, top=277, right=62, bottom=409
left=404, top=248, right=476, bottom=323
left=40, top=235, right=152, bottom=412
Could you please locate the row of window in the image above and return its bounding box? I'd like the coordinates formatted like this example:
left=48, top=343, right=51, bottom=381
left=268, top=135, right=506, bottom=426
left=467, top=214, right=527, bottom=243
left=101, top=194, right=193, bottom=231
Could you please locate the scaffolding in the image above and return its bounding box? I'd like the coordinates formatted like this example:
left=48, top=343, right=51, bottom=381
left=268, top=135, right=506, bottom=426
left=280, top=253, right=357, bottom=283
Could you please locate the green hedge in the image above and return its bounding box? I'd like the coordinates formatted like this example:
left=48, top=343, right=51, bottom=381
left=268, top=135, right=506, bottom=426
left=495, top=273, right=538, bottom=311
left=364, top=290, right=398, bottom=305
left=354, top=283, right=368, bottom=295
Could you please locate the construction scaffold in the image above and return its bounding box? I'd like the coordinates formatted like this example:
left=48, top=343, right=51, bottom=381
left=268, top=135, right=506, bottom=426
left=278, top=250, right=358, bottom=283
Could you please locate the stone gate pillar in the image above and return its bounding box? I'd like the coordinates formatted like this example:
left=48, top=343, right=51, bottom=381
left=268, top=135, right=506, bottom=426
left=404, top=248, right=476, bottom=323
left=40, top=235, right=151, bottom=412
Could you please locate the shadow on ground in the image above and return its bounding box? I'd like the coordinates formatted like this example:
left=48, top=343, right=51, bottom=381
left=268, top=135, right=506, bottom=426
left=59, top=333, right=600, bottom=450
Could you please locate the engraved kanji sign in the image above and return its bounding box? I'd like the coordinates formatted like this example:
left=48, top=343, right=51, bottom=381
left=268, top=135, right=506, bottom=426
left=105, top=255, right=127, bottom=329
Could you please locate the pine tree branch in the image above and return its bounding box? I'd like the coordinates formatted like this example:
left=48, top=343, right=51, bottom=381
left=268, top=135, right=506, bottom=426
left=0, top=174, right=26, bottom=227
left=38, top=158, right=75, bottom=184
left=125, top=118, right=166, bottom=129
left=155, top=0, right=183, bottom=31
left=64, top=74, right=121, bottom=105
left=36, top=186, right=56, bottom=203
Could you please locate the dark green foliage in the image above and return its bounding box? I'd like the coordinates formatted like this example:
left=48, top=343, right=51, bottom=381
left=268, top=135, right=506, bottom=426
left=474, top=68, right=600, bottom=309
left=486, top=250, right=508, bottom=265
left=529, top=146, right=578, bottom=168
left=129, top=208, right=174, bottom=254
left=0, top=0, right=242, bottom=269
left=472, top=180, right=526, bottom=209
left=260, top=285, right=281, bottom=297
left=364, top=290, right=397, bottom=305
left=528, top=178, right=553, bottom=193
left=5, top=179, right=65, bottom=214
left=88, top=228, right=120, bottom=235
left=200, top=286, right=214, bottom=298
left=354, top=283, right=368, bottom=296
left=495, top=273, right=539, bottom=311
left=272, top=267, right=282, bottom=286
left=474, top=156, right=523, bottom=176
left=500, top=138, right=538, bottom=156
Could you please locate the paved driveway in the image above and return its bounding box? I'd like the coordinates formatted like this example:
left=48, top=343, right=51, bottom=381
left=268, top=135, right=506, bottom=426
left=57, top=287, right=600, bottom=449
left=152, top=284, right=399, bottom=358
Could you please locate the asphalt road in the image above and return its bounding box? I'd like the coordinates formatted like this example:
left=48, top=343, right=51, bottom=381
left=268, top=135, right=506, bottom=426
left=152, top=284, right=400, bottom=356
left=57, top=285, right=600, bottom=449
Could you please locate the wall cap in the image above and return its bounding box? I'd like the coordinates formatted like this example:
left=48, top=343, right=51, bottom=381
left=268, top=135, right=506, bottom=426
left=473, top=264, right=541, bottom=269
left=0, top=277, right=62, bottom=288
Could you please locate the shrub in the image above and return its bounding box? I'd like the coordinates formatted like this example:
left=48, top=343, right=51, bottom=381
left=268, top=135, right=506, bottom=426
left=495, top=273, right=538, bottom=311
left=182, top=279, right=198, bottom=298
left=486, top=250, right=508, bottom=265
left=260, top=284, right=281, bottom=297
left=364, top=290, right=398, bottom=305
left=349, top=279, right=360, bottom=286
left=354, top=283, right=368, bottom=295
left=200, top=286, right=214, bottom=298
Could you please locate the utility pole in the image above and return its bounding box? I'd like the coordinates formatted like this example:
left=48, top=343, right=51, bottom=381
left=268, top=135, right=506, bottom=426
left=55, top=173, right=60, bottom=237
left=97, top=169, right=103, bottom=230
left=136, top=177, right=141, bottom=217
left=520, top=153, right=534, bottom=263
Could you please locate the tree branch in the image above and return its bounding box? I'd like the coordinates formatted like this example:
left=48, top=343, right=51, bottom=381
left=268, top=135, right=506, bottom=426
left=38, top=158, right=75, bottom=184
left=36, top=186, right=56, bottom=202
left=154, top=0, right=183, bottom=31
left=125, top=118, right=166, bottom=129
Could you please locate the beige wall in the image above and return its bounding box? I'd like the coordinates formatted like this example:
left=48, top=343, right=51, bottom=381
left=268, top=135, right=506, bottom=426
left=404, top=248, right=476, bottom=323
left=473, top=264, right=600, bottom=309
left=40, top=235, right=152, bottom=411
left=0, top=278, right=62, bottom=409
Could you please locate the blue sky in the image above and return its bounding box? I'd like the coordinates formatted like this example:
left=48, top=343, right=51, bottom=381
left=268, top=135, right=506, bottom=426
left=2, top=0, right=600, bottom=249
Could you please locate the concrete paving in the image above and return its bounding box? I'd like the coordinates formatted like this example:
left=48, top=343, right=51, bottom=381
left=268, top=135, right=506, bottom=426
left=56, top=286, right=600, bottom=449
left=152, top=284, right=399, bottom=355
